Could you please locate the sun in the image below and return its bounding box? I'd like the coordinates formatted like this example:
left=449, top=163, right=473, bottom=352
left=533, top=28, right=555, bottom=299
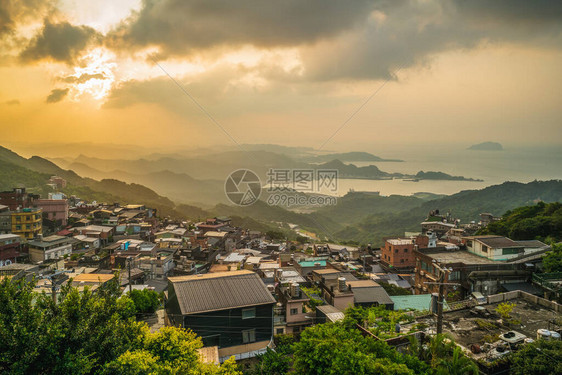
left=67, top=48, right=116, bottom=101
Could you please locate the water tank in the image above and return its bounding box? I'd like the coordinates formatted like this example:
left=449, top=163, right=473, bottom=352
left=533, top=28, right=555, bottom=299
left=338, top=277, right=347, bottom=292
left=550, top=331, right=561, bottom=341
left=537, top=329, right=551, bottom=340
left=275, top=269, right=283, bottom=280
left=290, top=282, right=300, bottom=298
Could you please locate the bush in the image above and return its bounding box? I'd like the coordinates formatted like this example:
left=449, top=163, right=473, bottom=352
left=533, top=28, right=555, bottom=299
left=127, top=289, right=161, bottom=315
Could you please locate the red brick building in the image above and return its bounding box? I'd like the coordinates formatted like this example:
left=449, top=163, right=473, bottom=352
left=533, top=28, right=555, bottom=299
left=381, top=235, right=429, bottom=270
left=0, top=188, right=39, bottom=210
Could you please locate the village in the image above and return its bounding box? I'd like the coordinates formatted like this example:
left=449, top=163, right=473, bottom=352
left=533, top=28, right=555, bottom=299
left=1, top=180, right=561, bottom=374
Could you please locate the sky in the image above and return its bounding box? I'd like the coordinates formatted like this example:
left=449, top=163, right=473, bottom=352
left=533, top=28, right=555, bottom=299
left=1, top=0, right=561, bottom=156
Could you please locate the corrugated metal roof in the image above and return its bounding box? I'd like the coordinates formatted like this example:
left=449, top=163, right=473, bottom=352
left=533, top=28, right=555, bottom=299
left=169, top=270, right=276, bottom=315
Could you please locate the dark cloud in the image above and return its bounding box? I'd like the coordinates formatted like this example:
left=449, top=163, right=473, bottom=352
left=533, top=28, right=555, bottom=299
left=20, top=20, right=100, bottom=64
left=0, top=0, right=55, bottom=37
left=108, top=0, right=378, bottom=55
left=105, top=0, right=562, bottom=81
left=46, top=88, right=69, bottom=103
left=300, top=0, right=562, bottom=81
left=61, top=73, right=107, bottom=84
left=4, top=99, right=20, bottom=105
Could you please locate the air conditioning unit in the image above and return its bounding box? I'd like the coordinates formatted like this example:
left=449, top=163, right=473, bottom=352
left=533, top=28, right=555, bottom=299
left=413, top=268, right=417, bottom=273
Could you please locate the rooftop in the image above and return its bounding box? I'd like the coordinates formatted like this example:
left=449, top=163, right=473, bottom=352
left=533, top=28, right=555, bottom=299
left=168, top=270, right=276, bottom=315
left=465, top=235, right=523, bottom=249
left=417, top=248, right=501, bottom=265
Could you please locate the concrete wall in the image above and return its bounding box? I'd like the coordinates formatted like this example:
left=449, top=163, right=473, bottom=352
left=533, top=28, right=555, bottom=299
left=486, top=290, right=562, bottom=313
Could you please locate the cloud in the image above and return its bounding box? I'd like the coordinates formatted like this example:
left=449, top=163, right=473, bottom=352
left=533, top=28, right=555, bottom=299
left=106, top=0, right=562, bottom=82
left=4, top=99, right=20, bottom=105
left=20, top=20, right=100, bottom=64
left=108, top=0, right=377, bottom=56
left=61, top=73, right=107, bottom=84
left=0, top=0, right=56, bottom=37
left=300, top=0, right=562, bottom=81
left=46, top=88, right=69, bottom=103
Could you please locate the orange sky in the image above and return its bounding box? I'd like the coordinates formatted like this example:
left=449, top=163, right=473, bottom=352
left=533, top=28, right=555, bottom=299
left=1, top=0, right=561, bottom=155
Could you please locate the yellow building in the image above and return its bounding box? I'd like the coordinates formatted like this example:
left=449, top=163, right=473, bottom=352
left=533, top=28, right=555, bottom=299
left=11, top=208, right=42, bottom=240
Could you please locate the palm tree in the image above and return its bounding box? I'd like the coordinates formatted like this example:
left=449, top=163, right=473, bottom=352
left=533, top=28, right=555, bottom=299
left=435, top=346, right=479, bottom=375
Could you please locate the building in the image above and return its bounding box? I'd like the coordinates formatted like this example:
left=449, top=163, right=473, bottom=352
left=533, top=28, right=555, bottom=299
left=35, top=198, right=69, bottom=226
left=48, top=176, right=67, bottom=189
left=166, top=270, right=276, bottom=362
left=276, top=281, right=312, bottom=334
left=463, top=235, right=547, bottom=261
left=0, top=188, right=39, bottom=210
left=28, top=235, right=76, bottom=263
left=73, top=225, right=114, bottom=244
left=421, top=221, right=456, bottom=238
left=347, top=280, right=394, bottom=310
left=0, top=205, right=11, bottom=234
left=0, top=234, right=24, bottom=263
left=413, top=247, right=530, bottom=298
left=11, top=208, right=42, bottom=240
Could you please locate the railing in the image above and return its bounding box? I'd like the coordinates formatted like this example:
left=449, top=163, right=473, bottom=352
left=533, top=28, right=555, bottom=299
left=532, top=273, right=562, bottom=292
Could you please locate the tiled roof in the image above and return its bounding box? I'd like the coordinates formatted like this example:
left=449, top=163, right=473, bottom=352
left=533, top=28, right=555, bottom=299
left=475, top=236, right=522, bottom=248
left=169, top=270, right=276, bottom=315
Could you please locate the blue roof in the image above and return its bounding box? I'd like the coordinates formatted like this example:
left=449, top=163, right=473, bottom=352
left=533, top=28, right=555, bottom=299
left=298, top=260, right=327, bottom=267
left=390, top=294, right=449, bottom=311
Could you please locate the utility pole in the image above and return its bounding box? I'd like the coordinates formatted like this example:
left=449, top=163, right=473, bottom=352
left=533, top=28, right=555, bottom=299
left=424, top=261, right=460, bottom=335
left=436, top=269, right=445, bottom=334
left=127, top=256, right=132, bottom=293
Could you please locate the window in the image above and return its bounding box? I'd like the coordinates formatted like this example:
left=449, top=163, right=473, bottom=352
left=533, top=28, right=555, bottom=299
left=502, top=248, right=521, bottom=255
left=276, top=328, right=284, bottom=335
left=449, top=271, right=461, bottom=281
left=400, top=259, right=405, bottom=263
left=395, top=249, right=399, bottom=253
left=404, top=248, right=408, bottom=252
left=290, top=308, right=299, bottom=315
left=242, top=329, right=256, bottom=344
left=242, top=307, right=256, bottom=319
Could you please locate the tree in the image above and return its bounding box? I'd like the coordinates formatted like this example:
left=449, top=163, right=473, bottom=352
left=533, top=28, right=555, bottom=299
left=250, top=348, right=290, bottom=375
left=0, top=277, right=242, bottom=375
left=543, top=243, right=562, bottom=273
left=495, top=302, right=516, bottom=320
left=292, top=322, right=422, bottom=375
left=128, top=289, right=162, bottom=314
left=511, top=339, right=562, bottom=375
left=435, top=346, right=478, bottom=375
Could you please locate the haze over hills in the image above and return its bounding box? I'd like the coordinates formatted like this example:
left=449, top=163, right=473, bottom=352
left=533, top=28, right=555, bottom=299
left=49, top=146, right=482, bottom=206
left=2, top=145, right=562, bottom=246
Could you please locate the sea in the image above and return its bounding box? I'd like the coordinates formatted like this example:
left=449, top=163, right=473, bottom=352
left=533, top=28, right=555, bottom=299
left=323, top=144, right=562, bottom=197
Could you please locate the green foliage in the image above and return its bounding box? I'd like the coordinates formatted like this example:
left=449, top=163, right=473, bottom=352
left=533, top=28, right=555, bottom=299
left=250, top=348, right=290, bottom=375
left=478, top=201, right=562, bottom=241
left=0, top=277, right=241, bottom=375
left=265, top=230, right=285, bottom=240
left=128, top=289, right=162, bottom=315
left=379, top=282, right=413, bottom=296
left=543, top=243, right=562, bottom=273
left=344, top=306, right=414, bottom=339
left=495, top=302, right=516, bottom=320
left=510, top=339, right=562, bottom=375
left=292, top=322, right=423, bottom=375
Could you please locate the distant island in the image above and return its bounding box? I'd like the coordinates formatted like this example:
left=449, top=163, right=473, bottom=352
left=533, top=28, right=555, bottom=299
left=304, top=151, right=403, bottom=163
left=468, top=142, right=503, bottom=151
left=315, top=160, right=482, bottom=181
left=414, top=171, right=483, bottom=182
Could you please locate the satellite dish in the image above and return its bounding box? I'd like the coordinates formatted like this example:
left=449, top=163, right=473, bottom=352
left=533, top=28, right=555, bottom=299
left=4, top=259, right=12, bottom=266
